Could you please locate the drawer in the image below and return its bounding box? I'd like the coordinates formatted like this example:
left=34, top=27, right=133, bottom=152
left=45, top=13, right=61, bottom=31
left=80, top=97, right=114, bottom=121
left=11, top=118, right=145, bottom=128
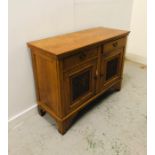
left=63, top=47, right=98, bottom=71
left=104, top=37, right=126, bottom=53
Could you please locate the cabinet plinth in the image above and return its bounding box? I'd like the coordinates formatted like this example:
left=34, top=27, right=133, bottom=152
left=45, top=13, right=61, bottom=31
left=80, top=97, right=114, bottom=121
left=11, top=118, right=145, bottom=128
left=27, top=27, right=129, bottom=134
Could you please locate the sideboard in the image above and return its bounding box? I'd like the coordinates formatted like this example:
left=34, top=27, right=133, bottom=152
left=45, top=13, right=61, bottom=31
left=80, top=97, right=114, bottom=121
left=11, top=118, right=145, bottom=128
left=27, top=27, right=130, bottom=134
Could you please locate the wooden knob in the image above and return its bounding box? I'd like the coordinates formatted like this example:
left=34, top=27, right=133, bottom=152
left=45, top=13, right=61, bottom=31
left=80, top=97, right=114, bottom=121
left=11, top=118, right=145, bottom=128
left=79, top=52, right=86, bottom=60
left=113, top=42, right=118, bottom=47
left=94, top=70, right=98, bottom=80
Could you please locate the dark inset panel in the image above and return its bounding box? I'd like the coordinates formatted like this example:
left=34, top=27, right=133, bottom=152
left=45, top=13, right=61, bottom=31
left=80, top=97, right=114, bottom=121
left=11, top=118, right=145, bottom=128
left=106, top=57, right=119, bottom=80
left=71, top=70, right=90, bottom=102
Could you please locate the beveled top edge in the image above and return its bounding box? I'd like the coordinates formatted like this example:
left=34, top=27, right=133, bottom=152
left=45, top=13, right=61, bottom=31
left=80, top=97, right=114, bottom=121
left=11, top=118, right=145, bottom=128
left=27, top=27, right=130, bottom=57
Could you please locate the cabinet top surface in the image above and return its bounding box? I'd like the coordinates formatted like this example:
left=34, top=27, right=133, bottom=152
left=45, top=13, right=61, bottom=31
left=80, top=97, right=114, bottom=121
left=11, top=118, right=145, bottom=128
left=27, top=27, right=129, bottom=56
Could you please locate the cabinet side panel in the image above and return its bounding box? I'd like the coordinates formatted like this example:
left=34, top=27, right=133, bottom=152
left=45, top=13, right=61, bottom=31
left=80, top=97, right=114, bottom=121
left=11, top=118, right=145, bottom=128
left=56, top=60, right=65, bottom=118
left=32, top=52, right=59, bottom=116
left=120, top=37, right=127, bottom=78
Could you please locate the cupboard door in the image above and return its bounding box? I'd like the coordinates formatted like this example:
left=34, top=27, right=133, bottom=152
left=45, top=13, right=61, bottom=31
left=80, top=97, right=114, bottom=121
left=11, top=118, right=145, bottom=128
left=63, top=59, right=97, bottom=114
left=100, top=48, right=124, bottom=89
left=106, top=56, right=120, bottom=80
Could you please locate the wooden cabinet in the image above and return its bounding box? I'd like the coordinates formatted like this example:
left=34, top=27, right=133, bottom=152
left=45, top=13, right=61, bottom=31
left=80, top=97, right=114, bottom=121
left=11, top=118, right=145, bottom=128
left=27, top=27, right=129, bottom=134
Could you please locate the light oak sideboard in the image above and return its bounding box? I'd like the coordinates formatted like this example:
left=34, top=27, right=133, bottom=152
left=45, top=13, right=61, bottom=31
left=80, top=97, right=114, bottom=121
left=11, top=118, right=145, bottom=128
left=27, top=27, right=130, bottom=134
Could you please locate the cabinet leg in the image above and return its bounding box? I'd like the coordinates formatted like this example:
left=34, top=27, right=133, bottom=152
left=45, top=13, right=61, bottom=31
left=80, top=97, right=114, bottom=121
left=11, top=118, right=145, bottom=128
left=115, top=83, right=121, bottom=91
left=110, top=81, right=122, bottom=92
left=113, top=81, right=122, bottom=91
left=56, top=121, right=68, bottom=135
left=37, top=105, right=46, bottom=116
left=56, top=113, right=78, bottom=135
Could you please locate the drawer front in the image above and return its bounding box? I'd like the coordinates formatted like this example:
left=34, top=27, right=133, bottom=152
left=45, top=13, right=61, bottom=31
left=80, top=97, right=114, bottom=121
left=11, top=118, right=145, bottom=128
left=104, top=37, right=126, bottom=53
left=63, top=47, right=98, bottom=71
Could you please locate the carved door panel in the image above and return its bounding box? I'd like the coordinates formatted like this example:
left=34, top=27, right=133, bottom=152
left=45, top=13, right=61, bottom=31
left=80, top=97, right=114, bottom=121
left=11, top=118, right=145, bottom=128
left=63, top=60, right=97, bottom=114
left=100, top=48, right=124, bottom=90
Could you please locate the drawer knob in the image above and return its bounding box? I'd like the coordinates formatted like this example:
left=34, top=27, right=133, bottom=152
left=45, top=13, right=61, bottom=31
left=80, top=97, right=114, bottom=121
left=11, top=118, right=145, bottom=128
left=94, top=70, right=98, bottom=80
left=79, top=52, right=86, bottom=60
left=113, top=42, right=118, bottom=47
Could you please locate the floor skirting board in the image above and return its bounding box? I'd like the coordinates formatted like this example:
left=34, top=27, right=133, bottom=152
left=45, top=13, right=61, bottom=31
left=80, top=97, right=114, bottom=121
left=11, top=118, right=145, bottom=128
left=125, top=53, right=147, bottom=65
left=8, top=104, right=37, bottom=123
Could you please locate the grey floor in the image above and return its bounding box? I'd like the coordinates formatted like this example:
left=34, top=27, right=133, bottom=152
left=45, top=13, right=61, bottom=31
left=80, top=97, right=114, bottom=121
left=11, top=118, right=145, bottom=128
left=9, top=60, right=147, bottom=155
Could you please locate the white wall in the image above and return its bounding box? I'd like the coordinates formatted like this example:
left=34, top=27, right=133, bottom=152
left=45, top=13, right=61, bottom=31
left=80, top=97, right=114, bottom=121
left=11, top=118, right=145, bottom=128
left=74, top=0, right=133, bottom=30
left=9, top=0, right=133, bottom=119
left=126, top=0, right=147, bottom=64
left=8, top=0, right=75, bottom=119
